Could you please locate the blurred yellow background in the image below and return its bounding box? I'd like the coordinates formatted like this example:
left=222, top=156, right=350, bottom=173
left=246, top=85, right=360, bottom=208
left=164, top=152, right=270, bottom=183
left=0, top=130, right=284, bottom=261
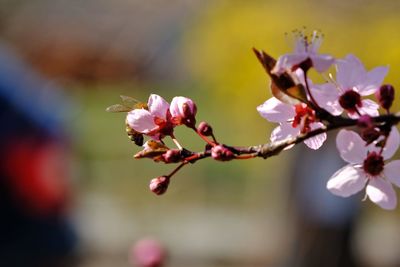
left=1, top=0, right=400, bottom=266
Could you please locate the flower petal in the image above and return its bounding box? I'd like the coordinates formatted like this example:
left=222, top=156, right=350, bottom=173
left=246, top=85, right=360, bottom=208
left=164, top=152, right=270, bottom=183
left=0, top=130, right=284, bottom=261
left=257, top=98, right=295, bottom=123
left=384, top=160, right=400, bottom=188
left=148, top=94, right=169, bottom=120
left=272, top=53, right=308, bottom=75
left=336, top=54, right=365, bottom=90
left=366, top=178, right=397, bottom=210
left=127, top=109, right=157, bottom=134
left=327, top=164, right=366, bottom=197
left=382, top=126, right=400, bottom=160
left=310, top=54, right=335, bottom=73
left=358, top=66, right=388, bottom=95
left=358, top=99, right=380, bottom=117
left=270, top=123, right=300, bottom=143
left=336, top=129, right=368, bottom=164
left=311, top=83, right=342, bottom=115
left=170, top=96, right=197, bottom=119
left=303, top=122, right=327, bottom=150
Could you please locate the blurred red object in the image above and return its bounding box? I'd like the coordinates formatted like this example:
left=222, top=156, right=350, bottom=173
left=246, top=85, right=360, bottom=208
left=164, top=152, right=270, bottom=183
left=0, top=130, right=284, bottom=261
left=130, top=238, right=166, bottom=267
left=4, top=138, right=70, bottom=217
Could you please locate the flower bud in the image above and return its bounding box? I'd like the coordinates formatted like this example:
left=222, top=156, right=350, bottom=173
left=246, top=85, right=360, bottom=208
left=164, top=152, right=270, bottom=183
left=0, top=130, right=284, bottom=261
left=130, top=238, right=166, bottom=267
left=198, top=121, right=213, bottom=136
left=149, top=176, right=170, bottom=195
left=357, top=115, right=373, bottom=128
left=211, top=145, right=234, bottom=161
left=361, top=127, right=381, bottom=145
left=375, top=84, right=395, bottom=110
left=170, top=96, right=197, bottom=127
left=162, top=149, right=182, bottom=163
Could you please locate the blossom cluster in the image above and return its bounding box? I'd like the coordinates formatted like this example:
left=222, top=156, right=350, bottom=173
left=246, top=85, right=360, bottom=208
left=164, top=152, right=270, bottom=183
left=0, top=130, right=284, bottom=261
left=109, top=29, right=400, bottom=210
left=256, top=30, right=399, bottom=209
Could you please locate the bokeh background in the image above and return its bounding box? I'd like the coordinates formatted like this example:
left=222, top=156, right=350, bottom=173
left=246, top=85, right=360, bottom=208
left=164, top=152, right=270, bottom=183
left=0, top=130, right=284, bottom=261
left=1, top=0, right=400, bottom=266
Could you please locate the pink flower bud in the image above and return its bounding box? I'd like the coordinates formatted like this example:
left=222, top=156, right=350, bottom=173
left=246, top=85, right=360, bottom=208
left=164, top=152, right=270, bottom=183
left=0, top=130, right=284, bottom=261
left=375, top=84, right=395, bottom=110
left=198, top=121, right=213, bottom=136
left=162, top=149, right=182, bottom=163
left=357, top=115, right=373, bottom=128
left=130, top=238, right=166, bottom=267
left=211, top=145, right=234, bottom=161
left=170, top=97, right=197, bottom=127
left=149, top=176, right=170, bottom=195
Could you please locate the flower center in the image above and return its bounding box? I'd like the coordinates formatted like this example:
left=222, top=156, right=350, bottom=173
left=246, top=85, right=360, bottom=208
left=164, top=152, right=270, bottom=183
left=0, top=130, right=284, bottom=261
left=292, top=104, right=316, bottom=134
left=363, top=151, right=384, bottom=176
left=339, top=90, right=362, bottom=113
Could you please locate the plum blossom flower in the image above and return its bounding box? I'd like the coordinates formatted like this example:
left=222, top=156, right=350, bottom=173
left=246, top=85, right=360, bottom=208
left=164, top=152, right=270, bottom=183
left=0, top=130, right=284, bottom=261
left=126, top=94, right=174, bottom=140
left=312, top=54, right=388, bottom=117
left=272, top=30, right=334, bottom=75
left=257, top=97, right=326, bottom=150
left=169, top=96, right=197, bottom=127
left=327, top=127, right=400, bottom=210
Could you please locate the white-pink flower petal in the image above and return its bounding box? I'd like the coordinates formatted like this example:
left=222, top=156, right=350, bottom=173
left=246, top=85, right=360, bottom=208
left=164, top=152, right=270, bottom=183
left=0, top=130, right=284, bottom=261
left=327, top=164, right=366, bottom=197
left=303, top=122, right=327, bottom=150
left=257, top=98, right=295, bottom=123
left=336, top=54, right=365, bottom=90
left=270, top=123, right=300, bottom=143
left=310, top=54, right=334, bottom=73
left=358, top=66, right=388, bottom=95
left=127, top=109, right=157, bottom=134
left=366, top=178, right=397, bottom=210
left=336, top=130, right=368, bottom=164
left=148, top=94, right=169, bottom=120
left=381, top=127, right=400, bottom=160
left=311, top=83, right=342, bottom=115
left=272, top=54, right=308, bottom=75
left=384, top=160, right=400, bottom=188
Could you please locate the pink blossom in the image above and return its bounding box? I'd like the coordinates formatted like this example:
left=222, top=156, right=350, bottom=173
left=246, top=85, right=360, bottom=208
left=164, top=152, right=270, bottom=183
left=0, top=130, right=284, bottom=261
left=257, top=97, right=327, bottom=150
left=312, top=54, right=388, bottom=117
left=327, top=127, right=400, bottom=210
left=272, top=30, right=334, bottom=75
left=126, top=94, right=173, bottom=140
left=130, top=238, right=166, bottom=267
left=169, top=96, right=197, bottom=127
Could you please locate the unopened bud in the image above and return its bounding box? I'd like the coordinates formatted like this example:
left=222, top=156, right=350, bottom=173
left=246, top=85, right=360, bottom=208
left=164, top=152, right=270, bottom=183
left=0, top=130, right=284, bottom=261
left=211, top=145, right=234, bottom=161
left=149, top=176, right=170, bottom=195
left=170, top=96, right=197, bottom=127
left=162, top=149, right=182, bottom=163
left=361, top=127, right=381, bottom=145
left=376, top=84, right=395, bottom=110
left=130, top=238, right=166, bottom=267
left=357, top=115, right=373, bottom=128
left=198, top=121, right=213, bottom=136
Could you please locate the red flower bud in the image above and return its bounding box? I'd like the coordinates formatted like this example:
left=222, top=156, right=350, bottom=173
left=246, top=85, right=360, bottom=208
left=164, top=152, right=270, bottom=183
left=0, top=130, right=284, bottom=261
left=162, top=149, right=182, bottom=163
left=357, top=115, right=373, bottom=128
left=149, top=176, right=170, bottom=195
left=198, top=121, right=213, bottom=136
left=211, top=145, right=234, bottom=161
left=375, top=84, right=395, bottom=110
left=130, top=238, right=166, bottom=267
left=361, top=127, right=381, bottom=145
